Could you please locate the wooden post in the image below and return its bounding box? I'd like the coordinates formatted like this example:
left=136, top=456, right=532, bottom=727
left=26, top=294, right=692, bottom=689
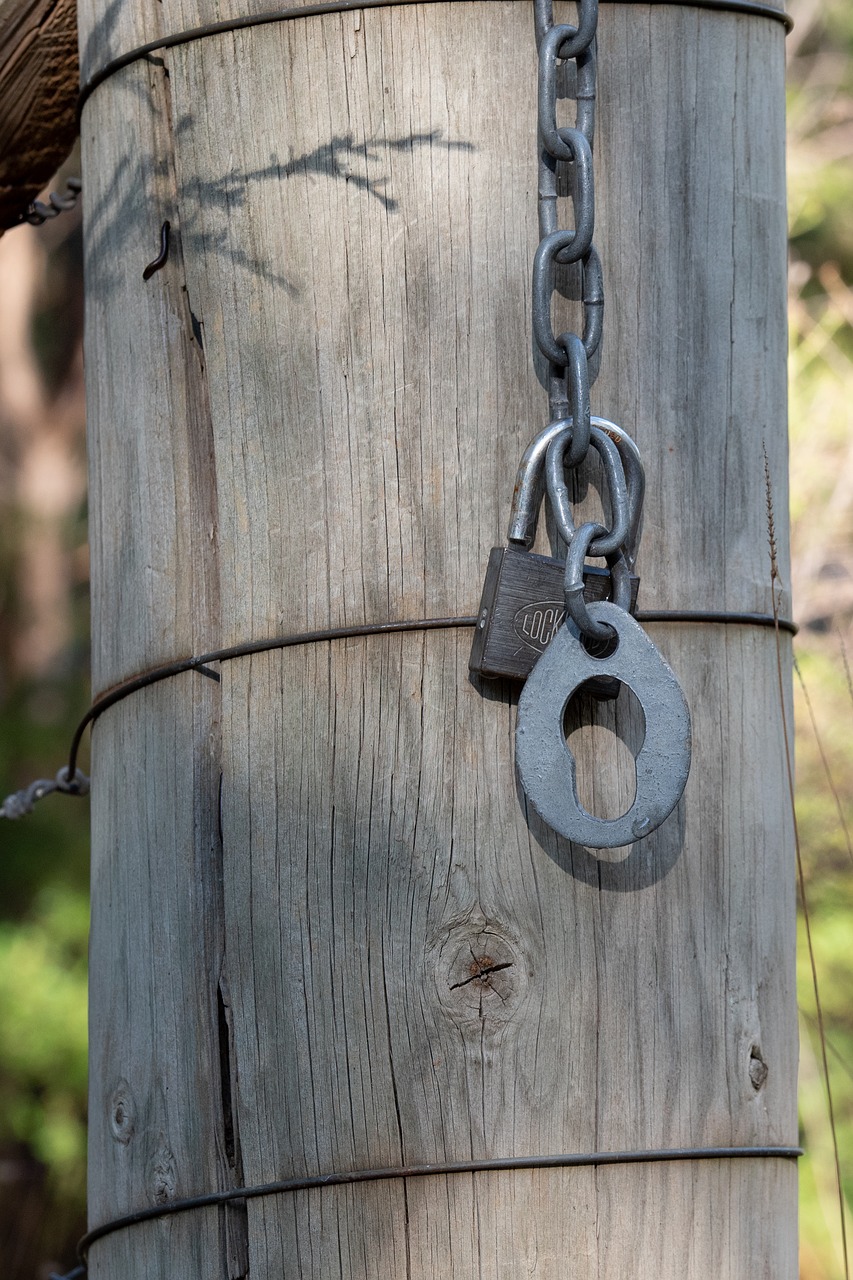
left=78, top=2, right=797, bottom=1276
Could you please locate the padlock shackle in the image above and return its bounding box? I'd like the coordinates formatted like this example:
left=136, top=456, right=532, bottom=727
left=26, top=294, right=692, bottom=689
left=507, top=418, right=570, bottom=549
left=507, top=416, right=645, bottom=565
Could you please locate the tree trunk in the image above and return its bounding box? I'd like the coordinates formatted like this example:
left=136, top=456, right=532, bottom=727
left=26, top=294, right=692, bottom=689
left=79, top=2, right=797, bottom=1276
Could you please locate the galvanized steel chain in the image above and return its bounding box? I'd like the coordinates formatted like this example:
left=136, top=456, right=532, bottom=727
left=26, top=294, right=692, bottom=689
left=19, top=177, right=82, bottom=226
left=0, top=768, right=89, bottom=820
left=532, top=0, right=602, bottom=469
left=532, top=0, right=629, bottom=644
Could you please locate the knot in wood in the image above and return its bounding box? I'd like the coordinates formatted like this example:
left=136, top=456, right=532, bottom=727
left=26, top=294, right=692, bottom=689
left=148, top=1138, right=178, bottom=1204
left=431, top=920, right=528, bottom=1027
left=109, top=1079, right=137, bottom=1145
left=749, top=1045, right=768, bottom=1091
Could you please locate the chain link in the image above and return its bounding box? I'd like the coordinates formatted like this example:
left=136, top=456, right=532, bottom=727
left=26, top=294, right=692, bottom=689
left=19, top=178, right=82, bottom=227
left=545, top=423, right=630, bottom=557
left=532, top=0, right=601, bottom=469
left=563, top=522, right=632, bottom=643
left=0, top=767, right=90, bottom=820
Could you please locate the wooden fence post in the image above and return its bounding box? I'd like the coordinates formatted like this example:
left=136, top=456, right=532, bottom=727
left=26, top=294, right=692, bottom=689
left=78, top=2, right=797, bottom=1275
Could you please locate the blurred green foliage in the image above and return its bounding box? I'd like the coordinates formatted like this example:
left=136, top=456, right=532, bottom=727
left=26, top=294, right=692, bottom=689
left=0, top=181, right=90, bottom=1273
left=0, top=886, right=88, bottom=1193
left=788, top=2, right=853, bottom=1269
left=788, top=0, right=853, bottom=283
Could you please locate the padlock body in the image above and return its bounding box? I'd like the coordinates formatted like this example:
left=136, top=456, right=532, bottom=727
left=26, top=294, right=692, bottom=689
left=468, top=545, right=639, bottom=682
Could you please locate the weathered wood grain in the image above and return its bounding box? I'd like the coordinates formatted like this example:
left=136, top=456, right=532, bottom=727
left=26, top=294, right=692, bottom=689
left=75, top=0, right=789, bottom=82
left=81, top=2, right=797, bottom=1276
left=0, top=0, right=78, bottom=229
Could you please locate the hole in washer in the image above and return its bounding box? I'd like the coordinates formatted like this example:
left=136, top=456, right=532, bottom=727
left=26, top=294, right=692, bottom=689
left=563, top=680, right=645, bottom=821
left=581, top=625, right=618, bottom=659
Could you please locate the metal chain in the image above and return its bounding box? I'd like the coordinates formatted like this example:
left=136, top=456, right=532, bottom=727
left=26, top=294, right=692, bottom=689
left=0, top=767, right=89, bottom=820
left=532, top=0, right=602, bottom=469
left=545, top=423, right=629, bottom=557
left=531, top=2, right=643, bottom=648
left=18, top=177, right=82, bottom=227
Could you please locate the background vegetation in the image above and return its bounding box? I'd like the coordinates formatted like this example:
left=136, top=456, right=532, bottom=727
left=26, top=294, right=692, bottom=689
left=0, top=1, right=850, bottom=1273
left=0, top=143, right=89, bottom=1274
left=788, top=1, right=853, bottom=1272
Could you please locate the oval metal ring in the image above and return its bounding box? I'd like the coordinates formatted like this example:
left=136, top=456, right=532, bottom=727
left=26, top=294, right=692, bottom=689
left=539, top=26, right=598, bottom=156
left=533, top=238, right=597, bottom=365
left=546, top=425, right=630, bottom=557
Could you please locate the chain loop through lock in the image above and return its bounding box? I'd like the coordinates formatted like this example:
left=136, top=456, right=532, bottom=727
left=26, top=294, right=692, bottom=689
left=545, top=423, right=630, bottom=557
left=563, top=521, right=631, bottom=643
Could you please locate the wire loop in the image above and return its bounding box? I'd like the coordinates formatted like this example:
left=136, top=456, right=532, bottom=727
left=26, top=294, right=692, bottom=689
left=57, top=1145, right=801, bottom=1277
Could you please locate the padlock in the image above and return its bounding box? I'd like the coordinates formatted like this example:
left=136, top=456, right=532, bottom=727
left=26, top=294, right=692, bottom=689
left=469, top=417, right=641, bottom=685
left=468, top=545, right=631, bottom=680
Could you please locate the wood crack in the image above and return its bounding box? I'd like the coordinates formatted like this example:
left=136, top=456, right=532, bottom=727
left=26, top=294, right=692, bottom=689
left=449, top=960, right=513, bottom=990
